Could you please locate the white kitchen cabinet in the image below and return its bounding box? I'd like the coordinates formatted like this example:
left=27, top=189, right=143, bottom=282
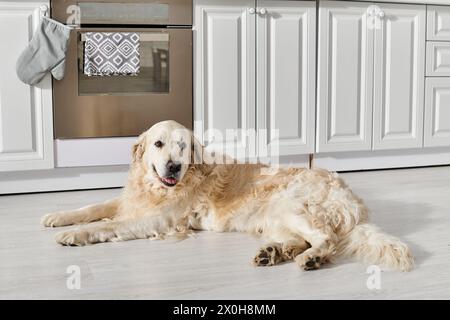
left=427, top=42, right=450, bottom=77
left=256, top=1, right=316, bottom=157
left=194, top=0, right=256, bottom=159
left=0, top=2, right=54, bottom=172
left=317, top=1, right=374, bottom=152
left=427, top=5, right=450, bottom=41
left=194, top=0, right=316, bottom=160
left=317, top=1, right=426, bottom=153
left=424, top=78, right=450, bottom=148
left=373, top=3, right=425, bottom=150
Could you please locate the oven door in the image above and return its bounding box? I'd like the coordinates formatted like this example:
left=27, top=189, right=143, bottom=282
left=53, top=28, right=192, bottom=139
left=51, top=0, right=192, bottom=26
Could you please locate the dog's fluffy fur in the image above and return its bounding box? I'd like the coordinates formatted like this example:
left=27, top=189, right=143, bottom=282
left=41, top=120, right=414, bottom=271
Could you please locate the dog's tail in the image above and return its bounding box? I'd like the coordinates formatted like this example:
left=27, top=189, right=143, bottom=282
left=336, top=223, right=414, bottom=272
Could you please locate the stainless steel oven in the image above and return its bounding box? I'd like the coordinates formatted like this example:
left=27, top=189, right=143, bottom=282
left=51, top=0, right=192, bottom=139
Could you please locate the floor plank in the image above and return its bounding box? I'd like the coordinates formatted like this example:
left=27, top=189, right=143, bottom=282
left=1, top=166, right=449, bottom=299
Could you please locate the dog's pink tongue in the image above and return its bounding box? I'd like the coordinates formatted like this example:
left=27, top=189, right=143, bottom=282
left=163, top=177, right=177, bottom=184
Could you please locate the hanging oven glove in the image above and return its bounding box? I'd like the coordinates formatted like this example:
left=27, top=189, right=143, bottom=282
left=16, top=16, right=72, bottom=85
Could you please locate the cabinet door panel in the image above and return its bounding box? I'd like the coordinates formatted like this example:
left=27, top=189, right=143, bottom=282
left=425, top=78, right=450, bottom=147
left=194, top=0, right=256, bottom=159
left=317, top=1, right=374, bottom=152
left=427, top=5, right=450, bottom=41
left=256, top=1, right=316, bottom=157
left=0, top=2, right=53, bottom=172
left=426, top=42, right=450, bottom=77
left=373, top=3, right=425, bottom=150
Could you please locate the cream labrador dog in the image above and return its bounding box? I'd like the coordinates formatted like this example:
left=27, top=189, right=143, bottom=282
left=41, top=120, right=413, bottom=271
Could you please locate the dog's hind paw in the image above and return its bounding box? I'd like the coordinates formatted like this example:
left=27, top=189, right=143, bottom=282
left=252, top=244, right=284, bottom=267
left=295, top=252, right=324, bottom=271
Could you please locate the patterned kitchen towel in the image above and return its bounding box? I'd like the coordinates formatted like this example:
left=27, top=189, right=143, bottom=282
left=84, top=32, right=140, bottom=76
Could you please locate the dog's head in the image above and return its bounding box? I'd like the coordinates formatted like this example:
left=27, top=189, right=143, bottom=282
left=132, top=120, right=203, bottom=188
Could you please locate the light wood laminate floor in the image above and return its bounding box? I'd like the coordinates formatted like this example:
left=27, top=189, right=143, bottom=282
left=1, top=166, right=450, bottom=299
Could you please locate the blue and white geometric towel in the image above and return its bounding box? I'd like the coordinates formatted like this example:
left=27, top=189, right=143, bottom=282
left=84, top=32, right=140, bottom=76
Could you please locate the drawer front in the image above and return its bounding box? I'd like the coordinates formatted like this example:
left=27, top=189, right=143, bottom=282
left=427, top=42, right=450, bottom=76
left=425, top=78, right=450, bottom=147
left=427, top=5, right=450, bottom=40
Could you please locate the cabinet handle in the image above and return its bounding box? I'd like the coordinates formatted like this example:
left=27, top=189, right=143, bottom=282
left=248, top=8, right=255, bottom=14
left=40, top=4, right=49, bottom=16
left=258, top=8, right=267, bottom=15
left=367, top=5, right=384, bottom=18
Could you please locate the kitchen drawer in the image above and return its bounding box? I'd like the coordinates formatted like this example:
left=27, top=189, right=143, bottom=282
left=424, top=78, right=450, bottom=147
left=427, top=5, right=450, bottom=41
left=427, top=42, right=450, bottom=76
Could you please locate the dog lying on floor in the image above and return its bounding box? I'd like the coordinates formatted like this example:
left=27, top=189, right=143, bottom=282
left=41, top=120, right=413, bottom=271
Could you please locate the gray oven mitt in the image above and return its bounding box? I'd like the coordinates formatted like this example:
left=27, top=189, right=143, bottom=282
left=16, top=17, right=72, bottom=85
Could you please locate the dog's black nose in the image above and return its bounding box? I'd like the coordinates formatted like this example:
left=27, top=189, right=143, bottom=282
left=167, top=160, right=181, bottom=174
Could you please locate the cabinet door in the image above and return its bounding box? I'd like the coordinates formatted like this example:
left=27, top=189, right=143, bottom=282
left=0, top=2, right=54, bottom=172
left=256, top=0, right=316, bottom=157
left=427, top=5, right=450, bottom=41
left=373, top=3, right=425, bottom=150
left=424, top=78, right=450, bottom=147
left=317, top=1, right=374, bottom=153
left=426, top=42, right=450, bottom=77
left=194, top=0, right=256, bottom=159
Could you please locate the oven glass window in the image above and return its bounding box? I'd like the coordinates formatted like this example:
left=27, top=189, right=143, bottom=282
left=78, top=32, right=170, bottom=95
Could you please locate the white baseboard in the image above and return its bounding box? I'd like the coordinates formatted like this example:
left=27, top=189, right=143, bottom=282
left=313, top=147, right=450, bottom=172
left=55, top=137, right=136, bottom=168
left=4, top=148, right=449, bottom=194
left=0, top=155, right=310, bottom=195
left=278, top=155, right=311, bottom=168
left=0, top=165, right=129, bottom=195
left=241, top=154, right=310, bottom=167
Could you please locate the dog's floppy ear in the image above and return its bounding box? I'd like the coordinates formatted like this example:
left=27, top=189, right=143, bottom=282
left=132, top=133, right=147, bottom=163
left=191, top=134, right=204, bottom=164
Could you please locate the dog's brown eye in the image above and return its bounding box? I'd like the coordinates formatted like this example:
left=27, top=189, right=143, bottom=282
left=154, top=141, right=164, bottom=148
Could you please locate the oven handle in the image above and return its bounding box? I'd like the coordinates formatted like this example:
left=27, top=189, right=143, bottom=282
left=80, top=32, right=169, bottom=42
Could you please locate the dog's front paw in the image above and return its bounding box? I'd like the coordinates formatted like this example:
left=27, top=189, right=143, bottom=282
left=55, top=229, right=91, bottom=246
left=41, top=212, right=70, bottom=228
